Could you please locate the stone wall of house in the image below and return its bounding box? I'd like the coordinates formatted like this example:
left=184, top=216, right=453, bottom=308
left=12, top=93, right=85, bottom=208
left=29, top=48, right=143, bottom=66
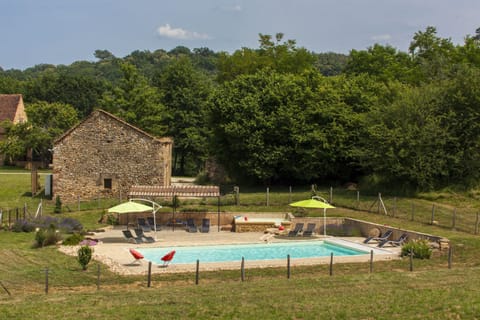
left=52, top=110, right=172, bottom=203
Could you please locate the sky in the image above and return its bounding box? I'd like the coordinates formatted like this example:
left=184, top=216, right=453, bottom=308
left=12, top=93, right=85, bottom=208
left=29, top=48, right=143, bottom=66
left=1, top=0, right=479, bottom=70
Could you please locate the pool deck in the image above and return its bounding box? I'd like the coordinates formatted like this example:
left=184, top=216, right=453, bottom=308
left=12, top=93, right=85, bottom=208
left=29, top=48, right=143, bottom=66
left=58, top=226, right=401, bottom=275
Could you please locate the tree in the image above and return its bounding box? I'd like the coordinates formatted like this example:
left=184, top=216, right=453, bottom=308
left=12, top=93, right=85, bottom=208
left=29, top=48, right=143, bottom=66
left=216, top=33, right=316, bottom=82
left=94, top=50, right=116, bottom=61
left=0, top=101, right=78, bottom=165
left=314, top=52, right=348, bottom=76
left=354, top=83, right=454, bottom=191
left=209, top=70, right=355, bottom=184
left=408, top=26, right=457, bottom=81
left=26, top=72, right=107, bottom=118
left=346, top=44, right=418, bottom=83
left=99, top=62, right=166, bottom=137
left=157, top=56, right=212, bottom=175
left=27, top=101, right=79, bottom=164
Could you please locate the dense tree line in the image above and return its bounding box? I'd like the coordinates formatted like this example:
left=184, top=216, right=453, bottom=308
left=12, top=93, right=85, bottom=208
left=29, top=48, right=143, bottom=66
left=1, top=27, right=480, bottom=192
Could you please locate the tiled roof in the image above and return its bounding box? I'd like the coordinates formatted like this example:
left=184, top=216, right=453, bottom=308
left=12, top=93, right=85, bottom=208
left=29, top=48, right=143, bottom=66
left=129, top=185, right=220, bottom=198
left=0, top=94, right=22, bottom=122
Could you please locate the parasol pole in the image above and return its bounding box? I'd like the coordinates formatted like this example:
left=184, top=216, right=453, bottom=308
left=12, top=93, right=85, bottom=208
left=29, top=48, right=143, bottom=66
left=323, top=208, right=326, bottom=236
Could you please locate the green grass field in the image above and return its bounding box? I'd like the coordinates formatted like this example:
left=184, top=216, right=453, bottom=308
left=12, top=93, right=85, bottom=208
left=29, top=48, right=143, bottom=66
left=1, top=169, right=480, bottom=319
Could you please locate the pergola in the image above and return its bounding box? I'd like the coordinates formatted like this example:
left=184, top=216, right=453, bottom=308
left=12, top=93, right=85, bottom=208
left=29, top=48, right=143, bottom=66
left=128, top=185, right=221, bottom=231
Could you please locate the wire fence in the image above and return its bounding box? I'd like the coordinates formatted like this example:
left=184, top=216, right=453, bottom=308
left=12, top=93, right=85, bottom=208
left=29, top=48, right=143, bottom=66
left=2, top=185, right=480, bottom=235
left=0, top=246, right=454, bottom=297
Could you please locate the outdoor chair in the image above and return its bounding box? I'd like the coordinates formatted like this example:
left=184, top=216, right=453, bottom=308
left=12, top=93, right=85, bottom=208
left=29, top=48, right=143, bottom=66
left=378, top=233, right=408, bottom=248
left=128, top=248, right=144, bottom=265
left=186, top=218, right=198, bottom=232
left=137, top=218, right=152, bottom=232
left=122, top=229, right=143, bottom=244
left=146, top=217, right=159, bottom=231
left=302, top=223, right=316, bottom=237
left=288, top=223, right=304, bottom=237
left=200, top=218, right=210, bottom=233
left=363, top=230, right=393, bottom=244
left=133, top=228, right=155, bottom=243
left=160, top=250, right=176, bottom=267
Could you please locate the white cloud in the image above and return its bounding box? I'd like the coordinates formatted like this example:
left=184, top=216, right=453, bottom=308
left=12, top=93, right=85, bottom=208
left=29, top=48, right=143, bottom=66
left=157, top=24, right=210, bottom=40
left=371, top=34, right=392, bottom=41
left=213, top=4, right=243, bottom=13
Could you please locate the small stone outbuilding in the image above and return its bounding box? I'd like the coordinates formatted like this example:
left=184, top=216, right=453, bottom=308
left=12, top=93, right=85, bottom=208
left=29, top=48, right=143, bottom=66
left=52, top=109, right=172, bottom=203
left=0, top=94, right=28, bottom=164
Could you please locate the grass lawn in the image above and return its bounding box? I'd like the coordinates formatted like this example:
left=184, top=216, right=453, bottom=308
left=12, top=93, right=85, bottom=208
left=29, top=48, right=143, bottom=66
left=1, top=170, right=480, bottom=318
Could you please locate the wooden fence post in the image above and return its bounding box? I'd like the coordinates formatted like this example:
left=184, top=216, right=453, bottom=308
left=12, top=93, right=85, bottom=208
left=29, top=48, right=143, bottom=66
left=45, top=268, right=49, bottom=295
left=369, top=250, right=374, bottom=273
left=329, top=253, right=333, bottom=276
left=448, top=246, right=453, bottom=269
left=147, top=262, right=152, bottom=288
left=356, top=191, right=360, bottom=209
left=97, top=264, right=101, bottom=291
left=0, top=281, right=11, bottom=296
left=241, top=257, right=245, bottom=281
left=377, top=193, right=381, bottom=214
left=431, top=205, right=435, bottom=225
left=409, top=251, right=413, bottom=272
left=196, top=260, right=200, bottom=285
left=287, top=255, right=291, bottom=279
left=266, top=187, right=269, bottom=207
left=393, top=197, right=396, bottom=218
left=234, top=186, right=240, bottom=205
left=475, top=213, right=479, bottom=235
left=329, top=187, right=333, bottom=204
left=289, top=186, right=292, bottom=204
left=452, top=208, right=456, bottom=230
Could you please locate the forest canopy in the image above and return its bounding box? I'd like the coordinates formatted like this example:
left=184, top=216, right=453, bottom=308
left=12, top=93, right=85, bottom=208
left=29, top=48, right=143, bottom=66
left=2, top=28, right=480, bottom=192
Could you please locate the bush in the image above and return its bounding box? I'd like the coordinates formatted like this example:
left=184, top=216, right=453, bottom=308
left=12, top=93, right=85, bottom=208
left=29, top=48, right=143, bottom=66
left=63, top=233, right=85, bottom=245
left=34, top=224, right=62, bottom=248
left=35, top=216, right=83, bottom=233
left=11, top=220, right=36, bottom=233
left=34, top=229, right=47, bottom=247
left=77, top=245, right=93, bottom=270
left=58, top=217, right=83, bottom=233
left=401, top=239, right=432, bottom=259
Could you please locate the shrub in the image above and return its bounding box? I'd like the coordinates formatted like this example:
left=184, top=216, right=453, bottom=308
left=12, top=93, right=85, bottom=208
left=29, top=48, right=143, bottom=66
left=63, top=233, right=85, bottom=245
left=401, top=239, right=432, bottom=259
left=58, top=217, right=83, bottom=233
left=11, top=220, right=36, bottom=233
left=106, top=214, right=118, bottom=225
left=34, top=229, right=47, bottom=248
left=34, top=224, right=62, bottom=248
left=34, top=216, right=83, bottom=233
left=77, top=245, right=93, bottom=270
left=54, top=195, right=62, bottom=213
left=194, top=171, right=210, bottom=185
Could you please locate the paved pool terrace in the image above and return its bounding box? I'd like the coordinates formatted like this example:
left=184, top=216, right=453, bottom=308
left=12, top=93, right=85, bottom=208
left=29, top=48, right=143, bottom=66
left=59, top=226, right=401, bottom=275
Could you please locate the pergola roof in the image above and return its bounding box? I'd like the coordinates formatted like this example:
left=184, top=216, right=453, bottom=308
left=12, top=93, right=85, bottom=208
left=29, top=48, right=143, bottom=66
left=129, top=185, right=220, bottom=198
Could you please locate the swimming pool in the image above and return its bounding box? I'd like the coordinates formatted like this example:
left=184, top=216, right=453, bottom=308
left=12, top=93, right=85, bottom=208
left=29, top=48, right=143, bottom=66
left=137, top=240, right=368, bottom=264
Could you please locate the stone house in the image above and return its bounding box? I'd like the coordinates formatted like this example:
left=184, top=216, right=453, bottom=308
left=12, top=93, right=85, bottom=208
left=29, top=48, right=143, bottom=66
left=0, top=94, right=28, bottom=164
left=52, top=109, right=172, bottom=203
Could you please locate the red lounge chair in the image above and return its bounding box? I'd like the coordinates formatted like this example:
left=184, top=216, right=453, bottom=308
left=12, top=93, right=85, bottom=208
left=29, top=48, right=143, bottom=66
left=129, top=248, right=144, bottom=265
left=161, top=250, right=176, bottom=266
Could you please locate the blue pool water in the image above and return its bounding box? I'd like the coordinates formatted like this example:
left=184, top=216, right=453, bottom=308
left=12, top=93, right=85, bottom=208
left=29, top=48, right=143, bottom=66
left=137, top=241, right=367, bottom=264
